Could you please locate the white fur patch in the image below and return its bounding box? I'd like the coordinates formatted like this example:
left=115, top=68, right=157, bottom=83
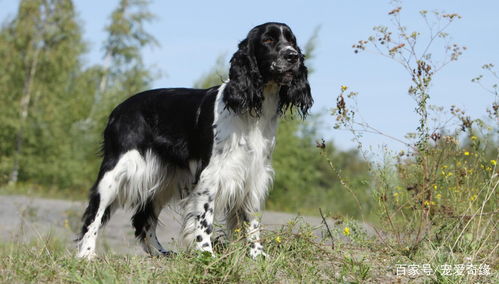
left=77, top=150, right=190, bottom=259
left=182, top=82, right=279, bottom=254
left=114, top=149, right=166, bottom=209
left=210, top=83, right=278, bottom=213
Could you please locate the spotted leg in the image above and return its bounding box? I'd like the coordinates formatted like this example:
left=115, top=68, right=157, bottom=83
left=182, top=181, right=216, bottom=255
left=227, top=208, right=267, bottom=259
left=239, top=163, right=272, bottom=259
left=245, top=215, right=267, bottom=259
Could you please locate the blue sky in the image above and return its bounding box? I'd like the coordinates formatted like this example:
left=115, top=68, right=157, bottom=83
left=1, top=0, right=497, bottom=153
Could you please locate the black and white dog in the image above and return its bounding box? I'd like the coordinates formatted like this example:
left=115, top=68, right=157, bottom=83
left=77, top=22, right=312, bottom=259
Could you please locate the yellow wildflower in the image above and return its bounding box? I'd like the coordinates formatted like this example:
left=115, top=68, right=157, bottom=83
left=471, top=136, right=477, bottom=141
left=433, top=184, right=438, bottom=190
left=423, top=200, right=431, bottom=207
left=234, top=228, right=241, bottom=233
left=436, top=193, right=442, bottom=200
left=341, top=85, right=348, bottom=92
left=343, top=227, right=351, bottom=236
left=491, top=160, right=497, bottom=166
left=275, top=236, right=282, bottom=243
left=469, top=194, right=477, bottom=201
left=464, top=151, right=470, bottom=156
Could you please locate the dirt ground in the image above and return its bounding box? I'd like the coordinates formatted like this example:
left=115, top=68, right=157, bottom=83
left=0, top=195, right=372, bottom=256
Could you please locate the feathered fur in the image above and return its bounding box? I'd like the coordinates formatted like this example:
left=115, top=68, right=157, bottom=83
left=77, top=22, right=312, bottom=259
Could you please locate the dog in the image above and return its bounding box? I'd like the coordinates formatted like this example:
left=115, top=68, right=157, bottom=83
left=77, top=22, right=312, bottom=259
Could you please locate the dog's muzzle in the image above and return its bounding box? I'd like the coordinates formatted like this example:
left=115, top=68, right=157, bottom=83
left=270, top=48, right=301, bottom=85
left=282, top=49, right=299, bottom=64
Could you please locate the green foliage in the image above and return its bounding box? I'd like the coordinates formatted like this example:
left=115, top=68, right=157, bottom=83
left=269, top=116, right=371, bottom=218
left=333, top=5, right=498, bottom=283
left=0, top=0, right=87, bottom=187
left=73, top=0, right=158, bottom=189
left=0, top=0, right=157, bottom=191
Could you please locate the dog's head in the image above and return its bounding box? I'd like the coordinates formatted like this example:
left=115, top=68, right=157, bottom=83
left=223, top=22, right=313, bottom=117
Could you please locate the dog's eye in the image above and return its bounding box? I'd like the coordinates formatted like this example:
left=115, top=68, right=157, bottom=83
left=262, top=38, right=274, bottom=44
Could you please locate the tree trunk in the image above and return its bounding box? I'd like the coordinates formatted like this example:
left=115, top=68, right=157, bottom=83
left=9, top=44, right=41, bottom=184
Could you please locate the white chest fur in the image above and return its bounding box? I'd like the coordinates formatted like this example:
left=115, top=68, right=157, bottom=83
left=201, top=83, right=280, bottom=212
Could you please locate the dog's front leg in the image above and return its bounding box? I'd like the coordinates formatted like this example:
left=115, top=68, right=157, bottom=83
left=182, top=180, right=216, bottom=255
left=244, top=211, right=268, bottom=259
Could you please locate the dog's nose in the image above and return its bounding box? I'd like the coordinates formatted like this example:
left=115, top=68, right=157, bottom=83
left=283, top=49, right=299, bottom=64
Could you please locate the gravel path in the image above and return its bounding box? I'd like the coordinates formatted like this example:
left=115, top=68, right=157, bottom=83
left=0, top=195, right=373, bottom=256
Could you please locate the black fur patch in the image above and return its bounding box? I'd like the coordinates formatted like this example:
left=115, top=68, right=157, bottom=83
left=200, top=219, right=208, bottom=228
left=131, top=202, right=156, bottom=240
left=205, top=224, right=213, bottom=234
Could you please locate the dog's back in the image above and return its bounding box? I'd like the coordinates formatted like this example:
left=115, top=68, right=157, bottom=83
left=77, top=22, right=312, bottom=260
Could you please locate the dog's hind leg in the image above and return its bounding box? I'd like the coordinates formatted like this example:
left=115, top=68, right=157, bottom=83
left=77, top=154, right=122, bottom=259
left=77, top=167, right=119, bottom=259
left=132, top=198, right=172, bottom=256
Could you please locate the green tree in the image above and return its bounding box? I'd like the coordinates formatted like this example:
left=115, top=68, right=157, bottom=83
left=70, top=0, right=158, bottom=189
left=0, top=0, right=45, bottom=184
left=0, top=0, right=86, bottom=186
left=0, top=0, right=157, bottom=191
left=269, top=118, right=372, bottom=217
left=80, top=0, right=157, bottom=131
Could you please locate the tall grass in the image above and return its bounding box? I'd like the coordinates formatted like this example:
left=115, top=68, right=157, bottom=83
left=0, top=219, right=390, bottom=283
left=331, top=5, right=498, bottom=283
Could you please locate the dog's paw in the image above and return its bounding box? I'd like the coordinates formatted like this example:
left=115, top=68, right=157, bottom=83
left=76, top=250, right=97, bottom=260
left=249, top=243, right=268, bottom=260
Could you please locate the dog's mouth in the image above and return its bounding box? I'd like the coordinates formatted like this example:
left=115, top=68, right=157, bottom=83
left=270, top=61, right=297, bottom=85
left=278, top=71, right=294, bottom=85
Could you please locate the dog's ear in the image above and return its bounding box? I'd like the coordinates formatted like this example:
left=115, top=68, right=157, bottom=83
left=279, top=49, right=313, bottom=118
left=223, top=38, right=264, bottom=115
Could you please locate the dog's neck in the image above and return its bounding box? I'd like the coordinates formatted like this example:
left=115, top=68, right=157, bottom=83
left=261, top=82, right=281, bottom=119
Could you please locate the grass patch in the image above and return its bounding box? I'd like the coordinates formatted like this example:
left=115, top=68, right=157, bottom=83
left=1, top=218, right=496, bottom=283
